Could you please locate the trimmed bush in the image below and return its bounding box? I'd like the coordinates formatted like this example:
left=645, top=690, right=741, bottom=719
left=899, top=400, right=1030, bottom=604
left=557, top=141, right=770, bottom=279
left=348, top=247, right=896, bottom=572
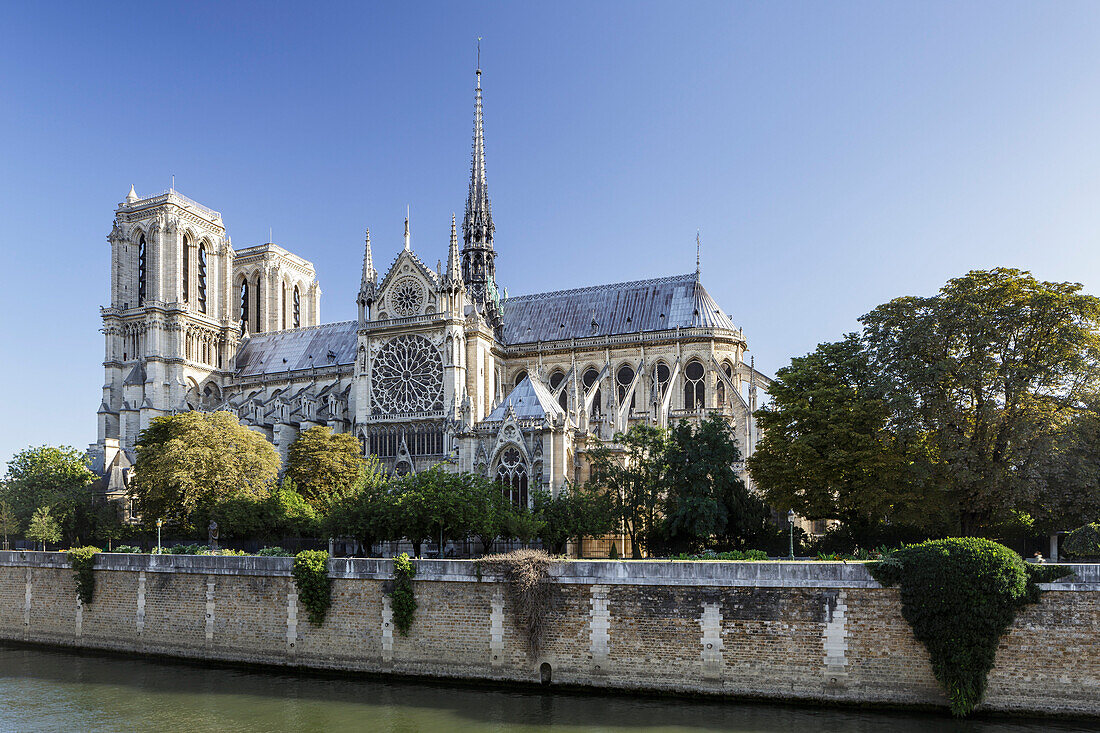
left=113, top=545, right=141, bottom=554
left=1063, top=522, right=1100, bottom=559
left=67, top=546, right=101, bottom=605
left=166, top=544, right=208, bottom=555
left=256, top=547, right=293, bottom=556
left=869, top=538, right=1071, bottom=716
left=292, top=550, right=332, bottom=626
left=391, top=553, right=417, bottom=636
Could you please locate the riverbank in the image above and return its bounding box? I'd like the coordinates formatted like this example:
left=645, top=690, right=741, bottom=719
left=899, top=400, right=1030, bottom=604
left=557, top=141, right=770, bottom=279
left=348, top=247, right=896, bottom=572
left=1, top=551, right=1097, bottom=718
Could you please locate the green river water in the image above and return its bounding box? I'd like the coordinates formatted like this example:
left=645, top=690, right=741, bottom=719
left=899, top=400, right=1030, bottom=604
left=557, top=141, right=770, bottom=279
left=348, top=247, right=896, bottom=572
left=0, top=644, right=1096, bottom=733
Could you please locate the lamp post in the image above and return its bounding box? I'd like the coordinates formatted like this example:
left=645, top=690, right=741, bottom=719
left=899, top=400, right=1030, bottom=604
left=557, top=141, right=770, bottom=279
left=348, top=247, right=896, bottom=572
left=156, top=518, right=163, bottom=555
left=787, top=509, right=796, bottom=560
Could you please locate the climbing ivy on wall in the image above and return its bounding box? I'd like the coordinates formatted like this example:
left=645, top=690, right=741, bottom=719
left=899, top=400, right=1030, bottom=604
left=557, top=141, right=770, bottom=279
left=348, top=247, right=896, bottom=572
left=67, top=546, right=100, bottom=606
left=391, top=553, right=417, bottom=636
left=292, top=550, right=332, bottom=626
left=868, top=538, right=1070, bottom=717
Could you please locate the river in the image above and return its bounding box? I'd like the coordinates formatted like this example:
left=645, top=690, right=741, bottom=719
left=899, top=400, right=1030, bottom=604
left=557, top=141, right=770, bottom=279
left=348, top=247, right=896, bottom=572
left=0, top=644, right=1096, bottom=732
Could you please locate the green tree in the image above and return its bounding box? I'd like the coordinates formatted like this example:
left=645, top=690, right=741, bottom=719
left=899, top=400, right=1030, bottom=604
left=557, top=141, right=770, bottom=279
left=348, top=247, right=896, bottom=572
left=26, top=506, right=62, bottom=550
left=1, top=445, right=96, bottom=529
left=663, top=414, right=769, bottom=554
left=0, top=500, right=19, bottom=550
left=130, top=411, right=280, bottom=531
left=503, top=507, right=545, bottom=548
left=861, top=268, right=1100, bottom=534
left=286, top=426, right=364, bottom=510
left=748, top=335, right=929, bottom=529
left=533, top=484, right=613, bottom=556
left=393, top=467, right=464, bottom=557
left=588, top=423, right=668, bottom=558
left=461, top=473, right=512, bottom=553
left=750, top=269, right=1100, bottom=538
left=323, top=459, right=395, bottom=554
left=1028, top=406, right=1100, bottom=533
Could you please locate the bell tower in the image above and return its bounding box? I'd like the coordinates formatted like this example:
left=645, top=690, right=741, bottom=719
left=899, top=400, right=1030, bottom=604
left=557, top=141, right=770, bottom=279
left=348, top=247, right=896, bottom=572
left=98, top=187, right=238, bottom=454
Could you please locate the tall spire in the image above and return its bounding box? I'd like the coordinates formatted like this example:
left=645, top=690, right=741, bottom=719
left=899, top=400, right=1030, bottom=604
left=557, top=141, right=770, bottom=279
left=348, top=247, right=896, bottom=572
left=361, top=228, right=375, bottom=285
left=447, top=212, right=461, bottom=282
left=464, top=50, right=493, bottom=249
left=403, top=208, right=410, bottom=251
left=461, top=44, right=499, bottom=323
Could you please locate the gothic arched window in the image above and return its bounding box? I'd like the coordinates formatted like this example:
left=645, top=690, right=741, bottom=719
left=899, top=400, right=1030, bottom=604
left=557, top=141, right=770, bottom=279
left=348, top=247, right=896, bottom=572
left=281, top=283, right=287, bottom=330
left=549, top=370, right=567, bottom=411
left=197, top=245, right=207, bottom=314
left=716, top=360, right=733, bottom=407
left=616, top=364, right=636, bottom=411
left=684, top=360, right=706, bottom=410
left=138, top=234, right=147, bottom=306
left=253, top=274, right=263, bottom=333
left=514, top=370, right=527, bottom=388
left=182, top=235, right=190, bottom=303
left=496, top=446, right=529, bottom=509
left=293, top=285, right=301, bottom=328
left=239, top=280, right=249, bottom=334
left=653, top=362, right=671, bottom=405
left=583, top=367, right=602, bottom=417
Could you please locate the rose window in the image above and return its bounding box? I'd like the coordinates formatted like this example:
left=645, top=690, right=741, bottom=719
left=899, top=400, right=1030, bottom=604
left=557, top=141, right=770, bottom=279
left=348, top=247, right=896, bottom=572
left=371, top=334, right=444, bottom=414
left=390, top=277, right=425, bottom=317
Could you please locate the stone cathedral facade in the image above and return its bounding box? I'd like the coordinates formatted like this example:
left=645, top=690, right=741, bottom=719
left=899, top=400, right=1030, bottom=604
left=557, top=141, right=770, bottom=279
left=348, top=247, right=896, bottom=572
left=91, top=68, right=770, bottom=509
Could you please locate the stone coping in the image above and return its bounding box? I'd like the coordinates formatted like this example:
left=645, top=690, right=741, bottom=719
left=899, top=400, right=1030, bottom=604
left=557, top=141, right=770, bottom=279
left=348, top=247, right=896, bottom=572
left=2, top=551, right=1097, bottom=590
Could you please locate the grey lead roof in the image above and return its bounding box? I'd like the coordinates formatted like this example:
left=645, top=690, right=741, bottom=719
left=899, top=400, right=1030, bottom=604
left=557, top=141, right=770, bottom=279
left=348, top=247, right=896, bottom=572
left=484, top=375, right=565, bottom=422
left=234, top=274, right=739, bottom=377
left=501, top=273, right=737, bottom=345
left=235, top=321, right=359, bottom=377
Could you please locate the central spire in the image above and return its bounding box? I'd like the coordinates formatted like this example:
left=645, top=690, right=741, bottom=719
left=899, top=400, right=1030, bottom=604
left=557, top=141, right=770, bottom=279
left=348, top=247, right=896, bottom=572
left=461, top=46, right=500, bottom=325
left=464, top=57, right=493, bottom=248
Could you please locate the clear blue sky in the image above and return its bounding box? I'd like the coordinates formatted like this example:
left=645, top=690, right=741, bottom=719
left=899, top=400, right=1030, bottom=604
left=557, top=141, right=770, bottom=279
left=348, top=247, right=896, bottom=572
left=3, top=2, right=1100, bottom=469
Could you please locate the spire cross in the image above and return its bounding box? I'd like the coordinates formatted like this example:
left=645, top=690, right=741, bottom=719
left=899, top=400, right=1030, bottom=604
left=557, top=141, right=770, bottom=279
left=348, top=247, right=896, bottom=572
left=696, top=230, right=701, bottom=276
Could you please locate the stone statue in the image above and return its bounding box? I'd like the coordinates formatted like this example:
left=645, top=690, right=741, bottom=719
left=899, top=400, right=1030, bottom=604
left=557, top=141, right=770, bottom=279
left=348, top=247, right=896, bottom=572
left=208, top=520, right=219, bottom=552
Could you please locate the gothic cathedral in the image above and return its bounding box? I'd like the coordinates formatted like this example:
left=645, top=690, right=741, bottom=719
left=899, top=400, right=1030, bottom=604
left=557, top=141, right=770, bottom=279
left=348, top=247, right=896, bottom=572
left=91, top=66, right=770, bottom=509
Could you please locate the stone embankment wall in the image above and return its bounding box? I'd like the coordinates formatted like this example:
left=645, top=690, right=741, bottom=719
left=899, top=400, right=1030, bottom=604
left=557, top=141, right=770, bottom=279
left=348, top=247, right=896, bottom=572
left=0, top=552, right=1097, bottom=716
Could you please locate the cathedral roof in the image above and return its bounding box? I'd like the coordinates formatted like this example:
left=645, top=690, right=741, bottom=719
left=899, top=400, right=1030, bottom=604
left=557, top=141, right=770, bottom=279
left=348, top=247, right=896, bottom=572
left=484, top=375, right=563, bottom=422
left=502, top=273, right=738, bottom=345
left=235, top=321, right=358, bottom=377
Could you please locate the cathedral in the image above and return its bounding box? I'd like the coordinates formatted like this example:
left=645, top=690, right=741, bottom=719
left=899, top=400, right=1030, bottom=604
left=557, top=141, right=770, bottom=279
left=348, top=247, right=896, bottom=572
left=90, top=66, right=770, bottom=510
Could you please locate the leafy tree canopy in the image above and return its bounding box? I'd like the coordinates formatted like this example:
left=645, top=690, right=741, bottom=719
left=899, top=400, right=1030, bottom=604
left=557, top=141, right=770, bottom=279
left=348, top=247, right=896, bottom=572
left=131, top=411, right=280, bottom=530
left=26, top=506, right=62, bottom=548
left=588, top=423, right=668, bottom=558
left=751, top=269, right=1100, bottom=536
left=1, top=445, right=96, bottom=526
left=285, top=426, right=364, bottom=510
left=663, top=414, right=769, bottom=554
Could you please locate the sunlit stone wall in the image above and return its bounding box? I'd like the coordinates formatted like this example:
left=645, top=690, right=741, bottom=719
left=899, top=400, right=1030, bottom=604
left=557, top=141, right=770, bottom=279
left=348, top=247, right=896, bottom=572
left=0, top=552, right=1096, bottom=717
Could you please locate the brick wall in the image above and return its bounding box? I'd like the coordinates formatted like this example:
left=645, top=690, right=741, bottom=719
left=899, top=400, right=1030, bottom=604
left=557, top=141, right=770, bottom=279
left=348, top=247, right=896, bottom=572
left=0, top=552, right=1096, bottom=717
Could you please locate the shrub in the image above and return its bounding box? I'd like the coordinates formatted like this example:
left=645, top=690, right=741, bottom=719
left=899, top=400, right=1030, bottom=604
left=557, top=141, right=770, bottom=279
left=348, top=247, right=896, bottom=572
left=113, top=545, right=141, bottom=554
left=67, top=546, right=101, bottom=605
left=391, top=553, right=417, bottom=636
left=1063, top=522, right=1100, bottom=559
left=201, top=548, right=246, bottom=556
left=166, top=544, right=208, bottom=555
left=477, top=549, right=555, bottom=654
left=292, top=550, right=331, bottom=626
left=256, top=547, right=293, bottom=556
left=869, top=538, right=1071, bottom=716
